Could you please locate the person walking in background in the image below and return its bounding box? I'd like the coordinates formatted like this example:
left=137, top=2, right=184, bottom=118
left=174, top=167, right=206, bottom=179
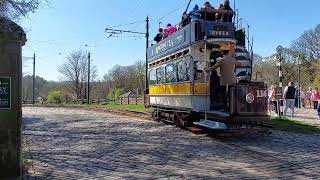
left=317, top=99, right=320, bottom=118
left=306, top=87, right=313, bottom=108
left=311, top=88, right=320, bottom=109
left=283, top=82, right=296, bottom=118
left=299, top=87, right=306, bottom=108
left=268, top=85, right=277, bottom=113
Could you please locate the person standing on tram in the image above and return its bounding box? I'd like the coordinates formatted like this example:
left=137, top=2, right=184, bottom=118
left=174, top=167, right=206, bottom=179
left=190, top=4, right=201, bottom=22
left=207, top=46, right=247, bottom=111
left=221, top=0, right=233, bottom=22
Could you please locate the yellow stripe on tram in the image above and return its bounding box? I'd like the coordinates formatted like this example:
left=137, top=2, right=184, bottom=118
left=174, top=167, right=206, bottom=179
left=149, top=83, right=209, bottom=96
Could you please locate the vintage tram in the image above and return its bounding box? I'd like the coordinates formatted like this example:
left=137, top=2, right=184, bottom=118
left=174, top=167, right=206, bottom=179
left=145, top=7, right=270, bottom=131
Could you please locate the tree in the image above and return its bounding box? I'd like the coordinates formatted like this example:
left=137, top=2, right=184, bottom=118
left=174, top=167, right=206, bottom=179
left=103, top=60, right=145, bottom=94
left=0, top=0, right=41, bottom=20
left=58, top=50, right=98, bottom=99
left=107, top=88, right=122, bottom=102
left=292, top=24, right=320, bottom=62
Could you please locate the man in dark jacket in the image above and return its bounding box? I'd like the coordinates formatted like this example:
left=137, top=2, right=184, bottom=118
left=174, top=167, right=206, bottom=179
left=221, top=0, right=233, bottom=22
left=154, top=28, right=164, bottom=43
left=317, top=101, right=320, bottom=118
left=283, top=82, right=296, bottom=118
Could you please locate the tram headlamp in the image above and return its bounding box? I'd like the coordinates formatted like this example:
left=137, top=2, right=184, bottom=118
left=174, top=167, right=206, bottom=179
left=246, top=93, right=255, bottom=104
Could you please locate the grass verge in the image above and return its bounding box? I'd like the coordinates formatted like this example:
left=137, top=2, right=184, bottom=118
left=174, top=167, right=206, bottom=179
left=271, top=117, right=320, bottom=134
left=80, top=104, right=154, bottom=113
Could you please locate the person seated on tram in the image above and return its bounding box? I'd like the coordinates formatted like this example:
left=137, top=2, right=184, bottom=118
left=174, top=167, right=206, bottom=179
left=189, top=4, right=201, bottom=22
left=166, top=23, right=177, bottom=36
left=221, top=0, right=233, bottom=22
left=163, top=29, right=169, bottom=39
left=154, top=28, right=164, bottom=43
left=215, top=4, right=223, bottom=21
left=179, top=12, right=191, bottom=29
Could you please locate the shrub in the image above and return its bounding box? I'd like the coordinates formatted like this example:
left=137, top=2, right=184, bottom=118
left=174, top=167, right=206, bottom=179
left=47, top=91, right=64, bottom=104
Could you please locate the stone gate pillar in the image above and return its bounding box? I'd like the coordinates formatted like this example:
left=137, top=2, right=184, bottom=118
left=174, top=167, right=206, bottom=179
left=0, top=17, right=26, bottom=178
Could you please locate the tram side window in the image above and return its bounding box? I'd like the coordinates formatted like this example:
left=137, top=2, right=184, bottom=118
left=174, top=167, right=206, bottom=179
left=149, top=69, right=157, bottom=85
left=177, top=58, right=191, bottom=82
left=166, top=63, right=177, bottom=83
left=156, top=66, right=166, bottom=84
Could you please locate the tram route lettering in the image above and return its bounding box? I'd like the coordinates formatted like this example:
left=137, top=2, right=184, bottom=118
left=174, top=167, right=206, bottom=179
left=155, top=34, right=184, bottom=54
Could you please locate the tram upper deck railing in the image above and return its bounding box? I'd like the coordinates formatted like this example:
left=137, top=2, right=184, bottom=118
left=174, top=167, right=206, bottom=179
left=148, top=20, right=235, bottom=62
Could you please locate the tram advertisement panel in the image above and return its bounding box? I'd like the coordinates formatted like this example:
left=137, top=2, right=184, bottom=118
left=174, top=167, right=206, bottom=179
left=148, top=27, right=191, bottom=62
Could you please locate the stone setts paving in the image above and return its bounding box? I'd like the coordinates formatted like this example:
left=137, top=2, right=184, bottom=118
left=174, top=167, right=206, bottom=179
left=23, top=107, right=320, bottom=179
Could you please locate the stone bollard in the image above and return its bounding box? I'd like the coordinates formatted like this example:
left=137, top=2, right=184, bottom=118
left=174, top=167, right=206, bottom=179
left=0, top=17, right=26, bottom=178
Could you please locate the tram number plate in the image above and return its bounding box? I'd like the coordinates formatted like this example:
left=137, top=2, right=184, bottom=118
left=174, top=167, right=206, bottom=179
left=210, top=30, right=230, bottom=37
left=256, top=90, right=267, bottom=98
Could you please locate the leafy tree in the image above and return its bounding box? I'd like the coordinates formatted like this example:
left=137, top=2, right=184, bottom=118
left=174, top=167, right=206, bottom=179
left=292, top=24, right=320, bottom=62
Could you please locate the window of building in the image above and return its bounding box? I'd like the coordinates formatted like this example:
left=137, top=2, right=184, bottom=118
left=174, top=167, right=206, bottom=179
left=166, top=63, right=177, bottom=83
left=156, top=66, right=165, bottom=84
left=149, top=69, right=157, bottom=85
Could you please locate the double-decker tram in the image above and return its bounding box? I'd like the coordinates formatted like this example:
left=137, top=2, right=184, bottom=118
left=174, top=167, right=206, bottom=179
left=145, top=3, right=270, bottom=132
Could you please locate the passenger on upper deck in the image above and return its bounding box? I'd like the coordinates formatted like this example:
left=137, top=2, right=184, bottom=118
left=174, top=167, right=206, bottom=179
left=201, top=1, right=215, bottom=20
left=221, top=0, right=233, bottom=22
left=204, top=1, right=215, bottom=11
left=166, top=23, right=177, bottom=36
left=154, top=28, right=164, bottom=43
left=189, top=4, right=201, bottom=22
left=179, top=12, right=191, bottom=30
left=215, top=4, right=223, bottom=21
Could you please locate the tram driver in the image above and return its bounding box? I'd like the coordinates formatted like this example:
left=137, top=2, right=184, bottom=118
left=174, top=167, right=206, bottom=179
left=207, top=45, right=248, bottom=111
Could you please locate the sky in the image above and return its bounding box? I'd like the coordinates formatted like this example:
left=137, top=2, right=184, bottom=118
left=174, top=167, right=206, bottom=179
left=21, top=0, right=320, bottom=81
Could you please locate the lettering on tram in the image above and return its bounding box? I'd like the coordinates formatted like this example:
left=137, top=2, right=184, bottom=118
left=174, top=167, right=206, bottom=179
left=145, top=0, right=270, bottom=132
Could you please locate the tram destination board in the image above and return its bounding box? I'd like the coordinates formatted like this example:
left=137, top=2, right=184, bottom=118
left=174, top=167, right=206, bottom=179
left=0, top=77, right=11, bottom=109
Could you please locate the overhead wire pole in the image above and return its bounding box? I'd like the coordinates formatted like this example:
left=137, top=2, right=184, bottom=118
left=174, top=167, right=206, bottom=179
left=32, top=53, right=36, bottom=105
left=145, top=17, right=149, bottom=97
left=87, top=52, right=91, bottom=104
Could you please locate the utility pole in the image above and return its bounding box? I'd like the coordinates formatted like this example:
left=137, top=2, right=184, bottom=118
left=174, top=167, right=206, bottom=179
left=298, top=55, right=301, bottom=109
left=145, top=16, right=149, bottom=96
left=32, top=53, right=35, bottom=105
left=87, top=52, right=91, bottom=104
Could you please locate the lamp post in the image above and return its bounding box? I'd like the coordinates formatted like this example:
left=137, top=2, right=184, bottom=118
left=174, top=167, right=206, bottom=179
left=297, top=55, right=302, bottom=109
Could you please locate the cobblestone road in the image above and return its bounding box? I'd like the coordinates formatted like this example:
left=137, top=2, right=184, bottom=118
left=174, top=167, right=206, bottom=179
left=23, top=107, right=320, bottom=179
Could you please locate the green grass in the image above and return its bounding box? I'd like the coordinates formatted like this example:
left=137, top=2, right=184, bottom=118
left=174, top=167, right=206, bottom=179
left=80, top=103, right=154, bottom=113
left=271, top=117, right=320, bottom=134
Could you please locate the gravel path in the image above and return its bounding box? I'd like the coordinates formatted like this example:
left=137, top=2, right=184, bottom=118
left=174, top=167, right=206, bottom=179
left=22, top=107, right=320, bottom=179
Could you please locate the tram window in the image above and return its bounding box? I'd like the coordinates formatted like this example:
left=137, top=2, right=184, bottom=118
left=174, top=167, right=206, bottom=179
left=149, top=69, right=157, bottom=85
left=156, top=66, right=166, bottom=84
left=166, top=63, right=177, bottom=83
left=177, top=59, right=191, bottom=82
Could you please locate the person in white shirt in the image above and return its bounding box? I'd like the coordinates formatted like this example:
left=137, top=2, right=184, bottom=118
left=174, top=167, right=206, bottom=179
left=299, top=87, right=306, bottom=108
